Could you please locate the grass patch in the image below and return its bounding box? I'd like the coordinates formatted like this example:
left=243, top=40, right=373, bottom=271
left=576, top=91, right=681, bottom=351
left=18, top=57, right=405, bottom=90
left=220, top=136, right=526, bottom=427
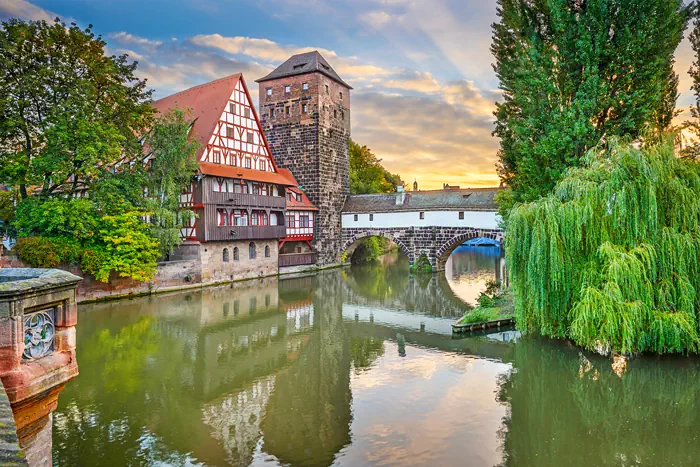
left=458, top=284, right=514, bottom=325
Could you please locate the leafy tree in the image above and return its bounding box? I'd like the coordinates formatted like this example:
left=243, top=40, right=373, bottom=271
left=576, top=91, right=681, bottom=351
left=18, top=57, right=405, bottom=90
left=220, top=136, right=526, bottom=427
left=0, top=18, right=154, bottom=199
left=349, top=140, right=403, bottom=194
left=492, top=0, right=689, bottom=215
left=506, top=139, right=700, bottom=355
left=142, top=108, right=199, bottom=257
left=684, top=4, right=700, bottom=158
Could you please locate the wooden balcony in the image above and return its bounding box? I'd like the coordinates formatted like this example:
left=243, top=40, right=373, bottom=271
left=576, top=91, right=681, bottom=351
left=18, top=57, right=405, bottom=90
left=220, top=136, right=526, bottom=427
left=205, top=192, right=286, bottom=209
left=208, top=225, right=287, bottom=241
left=279, top=252, right=317, bottom=267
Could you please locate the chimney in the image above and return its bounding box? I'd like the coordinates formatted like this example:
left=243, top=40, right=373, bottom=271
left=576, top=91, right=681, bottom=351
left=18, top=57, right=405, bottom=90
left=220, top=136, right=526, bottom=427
left=396, top=184, right=406, bottom=205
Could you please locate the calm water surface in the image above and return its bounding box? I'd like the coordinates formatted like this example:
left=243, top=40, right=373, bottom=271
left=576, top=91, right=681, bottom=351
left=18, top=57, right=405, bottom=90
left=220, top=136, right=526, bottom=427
left=54, top=249, right=700, bottom=466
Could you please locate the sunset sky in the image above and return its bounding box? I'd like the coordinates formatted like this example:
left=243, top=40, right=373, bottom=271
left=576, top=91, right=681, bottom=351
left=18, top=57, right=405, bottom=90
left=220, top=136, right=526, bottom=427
left=1, top=0, right=697, bottom=189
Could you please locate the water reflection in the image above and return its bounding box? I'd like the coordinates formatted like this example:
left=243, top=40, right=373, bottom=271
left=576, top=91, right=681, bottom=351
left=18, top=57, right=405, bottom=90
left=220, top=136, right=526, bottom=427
left=446, top=245, right=505, bottom=304
left=53, top=248, right=700, bottom=467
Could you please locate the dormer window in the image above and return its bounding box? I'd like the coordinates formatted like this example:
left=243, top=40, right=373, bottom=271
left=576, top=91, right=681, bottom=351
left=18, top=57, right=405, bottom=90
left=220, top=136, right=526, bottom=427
left=296, top=193, right=302, bottom=202
left=266, top=87, right=272, bottom=96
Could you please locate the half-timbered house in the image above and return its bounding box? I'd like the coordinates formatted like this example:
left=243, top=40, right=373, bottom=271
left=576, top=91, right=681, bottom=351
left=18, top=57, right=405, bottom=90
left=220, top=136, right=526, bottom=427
left=152, top=74, right=300, bottom=281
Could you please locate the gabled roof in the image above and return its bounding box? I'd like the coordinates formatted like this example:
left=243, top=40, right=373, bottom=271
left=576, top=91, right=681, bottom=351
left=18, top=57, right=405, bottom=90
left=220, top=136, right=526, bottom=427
left=278, top=168, right=318, bottom=210
left=199, top=163, right=295, bottom=186
left=342, top=188, right=501, bottom=213
left=152, top=74, right=242, bottom=157
left=256, top=51, right=352, bottom=89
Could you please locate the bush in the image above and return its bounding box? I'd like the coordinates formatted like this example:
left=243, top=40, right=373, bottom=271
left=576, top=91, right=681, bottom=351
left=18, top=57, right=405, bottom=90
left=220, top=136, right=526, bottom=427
left=14, top=237, right=82, bottom=268
left=409, top=254, right=433, bottom=273
left=14, top=198, right=98, bottom=241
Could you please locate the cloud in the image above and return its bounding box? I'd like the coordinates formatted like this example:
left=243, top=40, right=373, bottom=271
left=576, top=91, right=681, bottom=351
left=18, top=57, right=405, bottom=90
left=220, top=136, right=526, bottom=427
left=0, top=0, right=63, bottom=22
left=109, top=32, right=163, bottom=50
left=383, top=70, right=442, bottom=93
left=361, top=10, right=394, bottom=28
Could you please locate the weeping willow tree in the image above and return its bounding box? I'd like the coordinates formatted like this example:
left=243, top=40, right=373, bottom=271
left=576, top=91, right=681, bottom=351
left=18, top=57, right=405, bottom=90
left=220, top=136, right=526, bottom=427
left=506, top=139, right=700, bottom=355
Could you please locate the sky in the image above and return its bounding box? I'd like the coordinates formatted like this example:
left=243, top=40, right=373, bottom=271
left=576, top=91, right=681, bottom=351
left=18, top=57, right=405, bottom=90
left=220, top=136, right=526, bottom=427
left=0, top=0, right=697, bottom=189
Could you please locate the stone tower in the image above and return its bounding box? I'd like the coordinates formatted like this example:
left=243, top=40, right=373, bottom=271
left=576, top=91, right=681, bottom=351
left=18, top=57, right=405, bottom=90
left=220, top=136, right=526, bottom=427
left=257, top=51, right=351, bottom=265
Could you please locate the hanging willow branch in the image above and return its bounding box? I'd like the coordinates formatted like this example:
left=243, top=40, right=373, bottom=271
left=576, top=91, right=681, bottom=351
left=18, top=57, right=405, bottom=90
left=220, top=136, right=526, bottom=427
left=506, top=139, right=700, bottom=355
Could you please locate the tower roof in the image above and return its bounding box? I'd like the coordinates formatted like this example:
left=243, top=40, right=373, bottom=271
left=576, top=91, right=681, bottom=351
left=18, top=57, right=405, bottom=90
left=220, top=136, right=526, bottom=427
left=256, top=51, right=352, bottom=89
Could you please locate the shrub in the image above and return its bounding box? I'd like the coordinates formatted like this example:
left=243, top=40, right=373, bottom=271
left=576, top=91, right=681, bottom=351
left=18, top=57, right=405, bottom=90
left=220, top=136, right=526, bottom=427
left=14, top=237, right=81, bottom=268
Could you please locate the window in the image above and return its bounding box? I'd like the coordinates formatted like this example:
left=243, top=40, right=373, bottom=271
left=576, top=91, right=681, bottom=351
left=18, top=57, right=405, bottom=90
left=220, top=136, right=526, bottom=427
left=266, top=87, right=272, bottom=96
left=339, top=91, right=343, bottom=99
left=285, top=85, right=291, bottom=94
left=233, top=247, right=239, bottom=261
left=261, top=212, right=269, bottom=226
left=419, top=212, right=425, bottom=220
left=245, top=157, right=251, bottom=168
left=354, top=214, right=358, bottom=221
left=247, top=132, right=254, bottom=144
left=259, top=160, right=267, bottom=171
left=297, top=246, right=302, bottom=253
left=229, top=103, right=235, bottom=113
left=233, top=210, right=248, bottom=226
left=302, top=103, right=307, bottom=113
left=459, top=211, right=464, bottom=220
left=213, top=151, right=221, bottom=164
left=249, top=242, right=256, bottom=259
left=369, top=214, right=374, bottom=221
left=325, top=84, right=329, bottom=94
left=251, top=211, right=259, bottom=226
left=227, top=126, right=235, bottom=138
left=229, top=154, right=237, bottom=167
left=287, top=214, right=295, bottom=228
left=265, top=245, right=270, bottom=257
left=244, top=107, right=251, bottom=118
left=217, top=209, right=229, bottom=226
left=303, top=82, right=309, bottom=91
left=285, top=105, right=290, bottom=116
left=296, top=193, right=302, bottom=202
left=265, top=294, right=271, bottom=306
left=270, top=109, right=275, bottom=119
left=334, top=110, right=337, bottom=118
left=223, top=248, right=229, bottom=263
left=300, top=215, right=310, bottom=228
left=340, top=110, right=344, bottom=120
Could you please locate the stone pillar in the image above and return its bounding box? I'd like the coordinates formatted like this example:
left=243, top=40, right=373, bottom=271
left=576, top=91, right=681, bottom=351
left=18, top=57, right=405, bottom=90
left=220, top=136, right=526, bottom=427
left=0, top=269, right=81, bottom=467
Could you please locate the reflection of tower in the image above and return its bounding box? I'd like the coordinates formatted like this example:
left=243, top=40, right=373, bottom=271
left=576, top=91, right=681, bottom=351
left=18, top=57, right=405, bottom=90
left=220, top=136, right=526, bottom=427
left=261, top=271, right=351, bottom=465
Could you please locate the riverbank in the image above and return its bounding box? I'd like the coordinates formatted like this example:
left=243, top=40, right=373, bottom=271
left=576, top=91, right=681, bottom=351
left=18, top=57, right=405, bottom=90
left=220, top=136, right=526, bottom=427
left=452, top=288, right=514, bottom=333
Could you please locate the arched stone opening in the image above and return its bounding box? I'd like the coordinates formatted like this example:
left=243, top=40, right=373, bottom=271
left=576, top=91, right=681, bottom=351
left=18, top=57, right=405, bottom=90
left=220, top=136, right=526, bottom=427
left=340, top=231, right=412, bottom=264
left=436, top=230, right=502, bottom=271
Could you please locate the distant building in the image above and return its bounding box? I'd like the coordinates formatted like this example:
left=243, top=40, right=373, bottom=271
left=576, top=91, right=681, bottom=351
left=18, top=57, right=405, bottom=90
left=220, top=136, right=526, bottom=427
left=413, top=180, right=418, bottom=191
left=443, top=184, right=460, bottom=190
left=257, top=51, right=351, bottom=265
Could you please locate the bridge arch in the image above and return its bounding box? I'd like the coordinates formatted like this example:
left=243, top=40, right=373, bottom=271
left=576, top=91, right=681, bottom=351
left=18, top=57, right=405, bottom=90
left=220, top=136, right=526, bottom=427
left=435, top=229, right=503, bottom=271
left=340, top=230, right=412, bottom=263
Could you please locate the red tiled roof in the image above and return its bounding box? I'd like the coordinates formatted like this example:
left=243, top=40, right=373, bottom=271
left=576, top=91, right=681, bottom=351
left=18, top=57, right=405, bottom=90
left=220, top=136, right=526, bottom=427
left=152, top=74, right=242, bottom=158
left=276, top=168, right=318, bottom=210
left=199, top=163, right=296, bottom=186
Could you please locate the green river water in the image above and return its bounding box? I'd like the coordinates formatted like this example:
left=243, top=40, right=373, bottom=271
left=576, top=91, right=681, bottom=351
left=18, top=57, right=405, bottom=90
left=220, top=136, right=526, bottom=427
left=53, top=247, right=700, bottom=466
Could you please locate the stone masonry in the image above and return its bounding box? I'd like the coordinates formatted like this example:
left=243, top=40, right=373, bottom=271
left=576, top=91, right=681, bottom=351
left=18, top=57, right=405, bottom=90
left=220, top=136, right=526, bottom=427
left=341, top=227, right=504, bottom=271
left=258, top=53, right=351, bottom=265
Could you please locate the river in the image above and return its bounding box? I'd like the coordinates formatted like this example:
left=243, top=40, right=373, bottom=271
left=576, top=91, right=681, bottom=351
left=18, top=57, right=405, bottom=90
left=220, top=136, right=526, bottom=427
left=53, top=247, right=700, bottom=466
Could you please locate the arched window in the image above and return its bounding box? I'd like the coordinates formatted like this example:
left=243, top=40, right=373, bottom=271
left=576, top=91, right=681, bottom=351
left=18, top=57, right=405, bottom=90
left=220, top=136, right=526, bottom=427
left=223, top=248, right=229, bottom=262
left=249, top=242, right=256, bottom=259
left=233, top=247, right=239, bottom=261
left=265, top=245, right=270, bottom=257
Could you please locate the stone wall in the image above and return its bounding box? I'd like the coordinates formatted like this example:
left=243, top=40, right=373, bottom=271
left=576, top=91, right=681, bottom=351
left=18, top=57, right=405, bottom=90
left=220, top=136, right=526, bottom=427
left=260, top=72, right=350, bottom=266
left=341, top=226, right=504, bottom=270
left=199, top=239, right=278, bottom=283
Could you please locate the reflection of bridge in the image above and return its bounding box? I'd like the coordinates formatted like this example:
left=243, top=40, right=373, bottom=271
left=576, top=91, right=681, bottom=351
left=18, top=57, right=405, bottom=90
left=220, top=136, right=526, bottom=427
left=341, top=188, right=504, bottom=270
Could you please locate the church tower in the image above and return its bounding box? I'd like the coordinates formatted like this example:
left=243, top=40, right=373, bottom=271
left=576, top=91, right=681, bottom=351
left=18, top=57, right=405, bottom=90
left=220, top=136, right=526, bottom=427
left=257, top=51, right=351, bottom=265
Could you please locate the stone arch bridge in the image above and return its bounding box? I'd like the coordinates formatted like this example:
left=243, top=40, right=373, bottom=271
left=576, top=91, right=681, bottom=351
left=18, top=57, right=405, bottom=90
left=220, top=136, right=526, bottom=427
left=340, top=188, right=504, bottom=271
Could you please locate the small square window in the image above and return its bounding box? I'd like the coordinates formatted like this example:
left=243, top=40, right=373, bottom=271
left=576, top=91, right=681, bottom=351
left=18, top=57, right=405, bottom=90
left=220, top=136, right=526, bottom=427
left=325, top=84, right=329, bottom=94
left=354, top=214, right=358, bottom=221
left=227, top=126, right=235, bottom=138
left=369, top=214, right=374, bottom=221
left=285, top=85, right=291, bottom=94
left=302, top=103, right=307, bottom=113
left=459, top=212, right=464, bottom=220
left=303, top=83, right=309, bottom=91
left=229, top=103, right=235, bottom=113
left=419, top=212, right=425, bottom=220
left=247, top=132, right=254, bottom=143
left=245, top=107, right=251, bottom=118
left=266, top=88, right=272, bottom=96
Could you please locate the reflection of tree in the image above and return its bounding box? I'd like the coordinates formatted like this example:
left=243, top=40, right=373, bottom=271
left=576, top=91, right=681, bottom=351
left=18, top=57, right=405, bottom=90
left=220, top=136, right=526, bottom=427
left=261, top=272, right=352, bottom=467
left=497, top=336, right=700, bottom=466
left=350, top=336, right=385, bottom=371
left=347, top=253, right=410, bottom=301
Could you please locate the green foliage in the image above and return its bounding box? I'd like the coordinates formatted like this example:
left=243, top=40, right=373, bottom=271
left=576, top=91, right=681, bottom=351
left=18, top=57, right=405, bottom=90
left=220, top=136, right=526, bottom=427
left=14, top=197, right=98, bottom=241
left=142, top=108, right=200, bottom=257
left=14, top=236, right=81, bottom=268
left=683, top=6, right=700, bottom=158
left=460, top=307, right=501, bottom=325
left=409, top=254, right=433, bottom=273
left=0, top=18, right=154, bottom=199
left=506, top=140, right=700, bottom=354
left=349, top=140, right=403, bottom=195
left=492, top=0, right=689, bottom=216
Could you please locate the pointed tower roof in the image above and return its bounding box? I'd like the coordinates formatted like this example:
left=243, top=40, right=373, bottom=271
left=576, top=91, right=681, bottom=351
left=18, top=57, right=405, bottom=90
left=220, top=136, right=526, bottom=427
left=256, top=51, right=352, bottom=89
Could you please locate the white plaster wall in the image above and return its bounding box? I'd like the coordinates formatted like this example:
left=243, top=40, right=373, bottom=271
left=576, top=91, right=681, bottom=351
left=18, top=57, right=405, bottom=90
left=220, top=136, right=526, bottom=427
left=341, top=210, right=500, bottom=230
